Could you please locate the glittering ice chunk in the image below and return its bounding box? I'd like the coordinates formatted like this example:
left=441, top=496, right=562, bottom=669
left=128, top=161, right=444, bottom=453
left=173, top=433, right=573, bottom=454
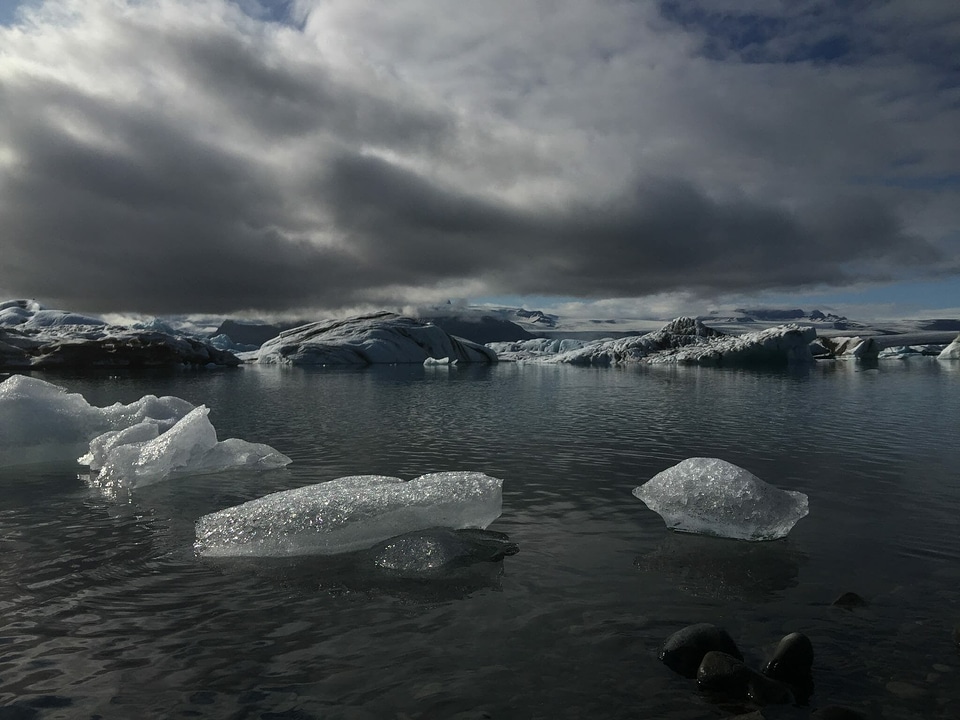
left=633, top=458, right=808, bottom=541
left=88, top=406, right=291, bottom=490
left=195, top=471, right=504, bottom=557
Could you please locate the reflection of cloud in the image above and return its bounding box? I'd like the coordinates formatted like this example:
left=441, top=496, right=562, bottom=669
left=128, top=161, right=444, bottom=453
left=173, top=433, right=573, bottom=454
left=634, top=532, right=806, bottom=601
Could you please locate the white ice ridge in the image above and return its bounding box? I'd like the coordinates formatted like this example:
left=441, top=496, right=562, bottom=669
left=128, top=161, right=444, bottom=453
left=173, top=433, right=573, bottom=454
left=84, top=406, right=292, bottom=490
left=254, top=312, right=497, bottom=365
left=938, top=334, right=960, bottom=359
left=195, top=471, right=504, bottom=557
left=633, top=458, right=809, bottom=541
left=0, top=374, right=193, bottom=466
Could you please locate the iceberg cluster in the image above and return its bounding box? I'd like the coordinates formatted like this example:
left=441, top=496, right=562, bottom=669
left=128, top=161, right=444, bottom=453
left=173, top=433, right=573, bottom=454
left=84, top=406, right=292, bottom=491
left=0, top=375, right=289, bottom=487
left=195, top=472, right=503, bottom=557
left=254, top=312, right=497, bottom=365
left=0, top=299, right=239, bottom=369
left=633, top=458, right=808, bottom=541
left=487, top=318, right=816, bottom=367
left=0, top=374, right=194, bottom=466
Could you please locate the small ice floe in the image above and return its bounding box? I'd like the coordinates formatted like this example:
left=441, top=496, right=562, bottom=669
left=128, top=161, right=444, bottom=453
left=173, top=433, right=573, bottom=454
left=82, top=406, right=291, bottom=491
left=423, top=356, right=453, bottom=366
left=633, top=458, right=808, bottom=541
left=195, top=471, right=503, bottom=557
left=0, top=374, right=193, bottom=466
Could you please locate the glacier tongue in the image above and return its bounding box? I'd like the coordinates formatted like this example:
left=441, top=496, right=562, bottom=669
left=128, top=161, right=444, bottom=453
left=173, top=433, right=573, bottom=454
left=633, top=458, right=808, bottom=541
left=195, top=471, right=504, bottom=557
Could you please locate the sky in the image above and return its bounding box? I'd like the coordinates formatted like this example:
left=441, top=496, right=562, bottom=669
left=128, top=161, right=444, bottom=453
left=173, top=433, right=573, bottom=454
left=0, top=0, right=958, bottom=322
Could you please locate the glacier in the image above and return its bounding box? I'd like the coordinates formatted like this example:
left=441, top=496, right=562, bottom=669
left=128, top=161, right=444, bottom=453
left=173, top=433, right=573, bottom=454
left=0, top=299, right=239, bottom=369
left=195, top=471, right=504, bottom=557
left=253, top=312, right=497, bottom=365
left=0, top=374, right=194, bottom=466
left=633, top=458, right=809, bottom=541
left=84, top=406, right=292, bottom=491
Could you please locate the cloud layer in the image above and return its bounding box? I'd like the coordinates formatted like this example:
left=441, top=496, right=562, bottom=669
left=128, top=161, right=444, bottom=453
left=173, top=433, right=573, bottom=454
left=0, top=0, right=957, bottom=314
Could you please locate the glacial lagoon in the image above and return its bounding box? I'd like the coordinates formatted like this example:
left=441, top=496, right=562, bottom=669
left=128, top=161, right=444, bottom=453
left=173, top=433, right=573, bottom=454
left=1, top=360, right=959, bottom=718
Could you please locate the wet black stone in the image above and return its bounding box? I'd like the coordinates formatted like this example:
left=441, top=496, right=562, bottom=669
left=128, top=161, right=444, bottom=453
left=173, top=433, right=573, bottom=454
left=832, top=591, right=869, bottom=608
left=763, top=632, right=814, bottom=703
left=697, top=651, right=794, bottom=707
left=811, top=706, right=869, bottom=720
left=746, top=673, right=794, bottom=706
left=660, top=623, right=743, bottom=678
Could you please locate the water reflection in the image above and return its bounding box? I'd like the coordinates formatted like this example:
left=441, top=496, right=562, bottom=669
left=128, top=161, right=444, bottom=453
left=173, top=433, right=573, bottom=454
left=635, top=532, right=806, bottom=601
left=204, top=547, right=511, bottom=601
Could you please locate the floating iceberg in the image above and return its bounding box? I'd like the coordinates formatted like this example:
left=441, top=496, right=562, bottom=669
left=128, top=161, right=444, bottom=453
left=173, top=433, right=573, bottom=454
left=254, top=312, right=497, bottom=365
left=493, top=318, right=817, bottom=366
left=84, top=406, right=291, bottom=490
left=633, top=458, right=808, bottom=541
left=195, top=471, right=504, bottom=557
left=938, top=334, right=960, bottom=360
left=0, top=374, right=194, bottom=466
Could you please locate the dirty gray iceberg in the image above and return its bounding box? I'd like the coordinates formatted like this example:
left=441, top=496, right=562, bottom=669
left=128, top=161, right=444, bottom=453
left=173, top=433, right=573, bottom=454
left=0, top=300, right=239, bottom=369
left=490, top=317, right=816, bottom=366
left=195, top=472, right=504, bottom=557
left=83, top=406, right=291, bottom=491
left=633, top=458, right=808, bottom=541
left=253, top=312, right=497, bottom=365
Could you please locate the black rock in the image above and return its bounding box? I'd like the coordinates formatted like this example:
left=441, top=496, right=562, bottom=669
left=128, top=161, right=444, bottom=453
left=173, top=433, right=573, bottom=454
left=763, top=632, right=814, bottom=703
left=953, top=624, right=960, bottom=648
left=763, top=632, right=813, bottom=680
left=697, top=651, right=753, bottom=693
left=811, top=706, right=869, bottom=720
left=832, top=591, right=869, bottom=609
left=696, top=651, right=793, bottom=706
left=660, top=623, right=743, bottom=678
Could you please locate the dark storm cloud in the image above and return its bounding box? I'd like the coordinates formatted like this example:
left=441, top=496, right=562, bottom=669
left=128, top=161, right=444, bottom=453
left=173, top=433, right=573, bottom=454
left=320, top=152, right=942, bottom=300
left=0, top=0, right=957, bottom=314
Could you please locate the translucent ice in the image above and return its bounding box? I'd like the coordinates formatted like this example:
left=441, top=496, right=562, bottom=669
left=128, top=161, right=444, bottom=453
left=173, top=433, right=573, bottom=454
left=87, top=406, right=292, bottom=490
left=79, top=421, right=163, bottom=469
left=0, top=374, right=193, bottom=466
left=633, top=458, right=808, bottom=541
left=370, top=527, right=518, bottom=577
left=195, top=471, right=504, bottom=557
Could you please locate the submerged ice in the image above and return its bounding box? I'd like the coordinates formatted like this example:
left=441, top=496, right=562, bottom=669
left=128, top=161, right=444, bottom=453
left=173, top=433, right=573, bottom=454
left=370, top=527, right=519, bottom=577
left=195, top=472, right=504, bottom=557
left=633, top=458, right=808, bottom=541
left=84, top=406, right=291, bottom=490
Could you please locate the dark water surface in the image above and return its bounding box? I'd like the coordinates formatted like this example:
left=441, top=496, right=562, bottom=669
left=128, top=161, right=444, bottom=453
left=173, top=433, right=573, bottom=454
left=1, top=360, right=959, bottom=719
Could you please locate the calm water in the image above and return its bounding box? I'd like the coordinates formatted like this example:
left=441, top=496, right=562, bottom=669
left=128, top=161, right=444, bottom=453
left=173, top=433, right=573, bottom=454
left=1, top=360, right=959, bottom=719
